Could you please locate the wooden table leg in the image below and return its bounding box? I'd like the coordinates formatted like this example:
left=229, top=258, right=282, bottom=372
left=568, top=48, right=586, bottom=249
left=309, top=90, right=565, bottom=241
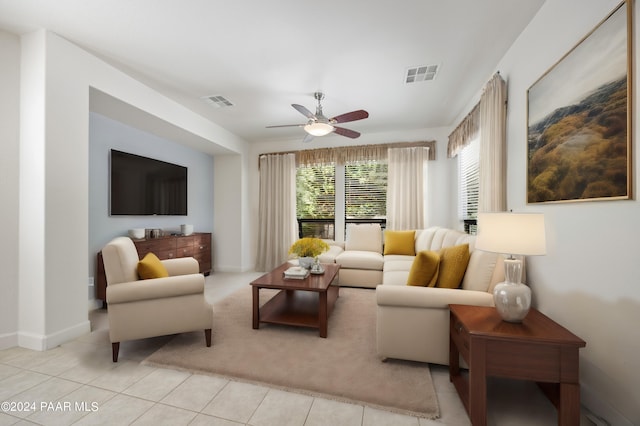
left=319, top=291, right=328, bottom=338
left=252, top=286, right=259, bottom=329
left=559, top=382, right=581, bottom=426
left=468, top=339, right=487, bottom=426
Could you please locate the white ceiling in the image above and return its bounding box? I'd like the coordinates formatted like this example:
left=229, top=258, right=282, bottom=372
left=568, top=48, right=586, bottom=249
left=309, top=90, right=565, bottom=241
left=0, top=0, right=545, bottom=144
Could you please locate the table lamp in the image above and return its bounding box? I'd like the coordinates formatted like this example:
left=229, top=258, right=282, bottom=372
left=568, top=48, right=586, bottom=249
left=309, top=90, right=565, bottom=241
left=475, top=212, right=546, bottom=322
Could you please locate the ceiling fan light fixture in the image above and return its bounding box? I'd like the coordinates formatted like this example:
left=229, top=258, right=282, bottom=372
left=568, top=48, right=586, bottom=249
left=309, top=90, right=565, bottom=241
left=304, top=122, right=334, bottom=136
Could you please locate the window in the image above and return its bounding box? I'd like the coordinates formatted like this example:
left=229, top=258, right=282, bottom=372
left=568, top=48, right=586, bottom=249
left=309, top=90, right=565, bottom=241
left=345, top=161, right=387, bottom=220
left=458, top=138, right=479, bottom=234
left=296, top=160, right=388, bottom=240
left=296, top=164, right=335, bottom=239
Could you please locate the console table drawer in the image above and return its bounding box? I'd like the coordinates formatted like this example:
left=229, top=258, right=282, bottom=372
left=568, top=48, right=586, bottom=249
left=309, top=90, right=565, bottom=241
left=177, top=246, right=194, bottom=257
left=176, top=236, right=194, bottom=248
left=136, top=239, right=176, bottom=257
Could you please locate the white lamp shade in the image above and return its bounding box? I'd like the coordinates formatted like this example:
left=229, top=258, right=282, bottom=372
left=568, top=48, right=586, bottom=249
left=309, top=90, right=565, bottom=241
left=475, top=212, right=546, bottom=256
left=304, top=122, right=334, bottom=136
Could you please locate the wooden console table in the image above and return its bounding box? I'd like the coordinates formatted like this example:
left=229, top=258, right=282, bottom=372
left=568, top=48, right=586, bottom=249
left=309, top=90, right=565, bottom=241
left=449, top=304, right=586, bottom=426
left=96, top=232, right=212, bottom=305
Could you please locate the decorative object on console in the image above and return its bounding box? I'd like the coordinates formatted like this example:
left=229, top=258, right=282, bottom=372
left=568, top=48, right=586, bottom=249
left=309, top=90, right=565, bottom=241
left=128, top=228, right=145, bottom=239
left=475, top=212, right=546, bottom=322
left=289, top=237, right=330, bottom=269
left=181, top=224, right=194, bottom=236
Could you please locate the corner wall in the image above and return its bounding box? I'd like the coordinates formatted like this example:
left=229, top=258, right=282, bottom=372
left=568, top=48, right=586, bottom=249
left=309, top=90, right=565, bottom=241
left=11, top=29, right=249, bottom=351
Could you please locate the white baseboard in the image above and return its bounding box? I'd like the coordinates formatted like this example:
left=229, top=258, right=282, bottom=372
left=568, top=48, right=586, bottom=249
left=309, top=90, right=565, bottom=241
left=45, top=321, right=91, bottom=349
left=18, top=331, right=46, bottom=351
left=88, top=298, right=102, bottom=311
left=17, top=320, right=91, bottom=351
left=0, top=332, right=18, bottom=350
left=582, top=383, right=632, bottom=426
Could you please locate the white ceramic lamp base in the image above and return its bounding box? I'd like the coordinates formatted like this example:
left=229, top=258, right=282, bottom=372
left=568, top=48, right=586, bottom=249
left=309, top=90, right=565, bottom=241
left=493, top=257, right=531, bottom=323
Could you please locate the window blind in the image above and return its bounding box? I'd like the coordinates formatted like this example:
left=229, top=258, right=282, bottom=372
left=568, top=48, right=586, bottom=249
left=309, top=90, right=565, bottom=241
left=345, top=161, right=388, bottom=219
left=296, top=164, right=335, bottom=218
left=458, top=138, right=480, bottom=228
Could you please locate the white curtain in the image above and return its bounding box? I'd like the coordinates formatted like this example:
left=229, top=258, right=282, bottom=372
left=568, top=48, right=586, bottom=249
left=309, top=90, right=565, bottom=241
left=386, top=147, right=429, bottom=230
left=479, top=73, right=507, bottom=212
left=255, top=154, right=297, bottom=271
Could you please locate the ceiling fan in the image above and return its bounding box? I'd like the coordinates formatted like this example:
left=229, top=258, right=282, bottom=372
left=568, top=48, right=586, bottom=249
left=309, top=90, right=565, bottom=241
left=266, top=92, right=369, bottom=143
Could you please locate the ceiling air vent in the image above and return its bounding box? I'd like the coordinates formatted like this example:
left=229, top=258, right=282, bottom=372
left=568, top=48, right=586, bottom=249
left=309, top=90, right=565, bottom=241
left=202, top=95, right=234, bottom=108
left=405, top=64, right=439, bottom=84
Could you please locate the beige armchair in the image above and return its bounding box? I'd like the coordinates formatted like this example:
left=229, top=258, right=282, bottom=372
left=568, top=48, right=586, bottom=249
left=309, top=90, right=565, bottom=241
left=102, top=237, right=213, bottom=362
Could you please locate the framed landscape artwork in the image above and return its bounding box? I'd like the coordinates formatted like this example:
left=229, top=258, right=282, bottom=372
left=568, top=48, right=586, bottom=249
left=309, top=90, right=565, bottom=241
left=527, top=0, right=631, bottom=204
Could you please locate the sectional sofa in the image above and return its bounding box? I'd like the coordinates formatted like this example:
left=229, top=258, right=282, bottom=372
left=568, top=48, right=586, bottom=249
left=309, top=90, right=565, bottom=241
left=317, top=223, right=505, bottom=365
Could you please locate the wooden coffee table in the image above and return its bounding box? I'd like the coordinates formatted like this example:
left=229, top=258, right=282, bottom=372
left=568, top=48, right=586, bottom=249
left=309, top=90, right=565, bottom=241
left=449, top=304, right=586, bottom=426
left=251, top=262, right=340, bottom=337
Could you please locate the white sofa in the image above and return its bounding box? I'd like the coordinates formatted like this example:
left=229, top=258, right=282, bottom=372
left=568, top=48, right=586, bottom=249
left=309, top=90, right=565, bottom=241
left=377, top=227, right=505, bottom=365
left=317, top=224, right=505, bottom=365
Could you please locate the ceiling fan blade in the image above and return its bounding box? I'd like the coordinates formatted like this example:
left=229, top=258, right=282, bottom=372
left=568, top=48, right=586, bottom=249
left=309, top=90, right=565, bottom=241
left=292, top=104, right=316, bottom=120
left=333, top=126, right=361, bottom=139
left=331, top=109, right=369, bottom=124
left=302, top=133, right=315, bottom=143
left=265, top=124, right=305, bottom=128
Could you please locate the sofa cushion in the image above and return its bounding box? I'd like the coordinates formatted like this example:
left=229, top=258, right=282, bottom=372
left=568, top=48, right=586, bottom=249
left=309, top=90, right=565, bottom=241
left=318, top=244, right=344, bottom=263
left=436, top=244, right=470, bottom=289
left=336, top=250, right=384, bottom=270
left=345, top=224, right=382, bottom=253
left=415, top=227, right=438, bottom=252
left=407, top=250, right=440, bottom=287
left=383, top=230, right=416, bottom=256
left=137, top=252, right=169, bottom=280
left=462, top=250, right=502, bottom=292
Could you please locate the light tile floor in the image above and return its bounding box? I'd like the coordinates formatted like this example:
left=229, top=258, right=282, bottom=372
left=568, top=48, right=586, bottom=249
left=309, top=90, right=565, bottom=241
left=0, top=271, right=585, bottom=425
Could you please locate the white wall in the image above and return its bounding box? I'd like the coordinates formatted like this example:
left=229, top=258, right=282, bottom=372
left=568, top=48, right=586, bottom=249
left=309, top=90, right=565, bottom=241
left=88, top=112, right=215, bottom=294
left=247, top=126, right=455, bottom=269
left=0, top=31, right=20, bottom=347
left=481, top=0, right=638, bottom=423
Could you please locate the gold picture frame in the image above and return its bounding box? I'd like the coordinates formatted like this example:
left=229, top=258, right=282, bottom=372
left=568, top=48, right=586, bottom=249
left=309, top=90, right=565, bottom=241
left=527, top=0, right=632, bottom=204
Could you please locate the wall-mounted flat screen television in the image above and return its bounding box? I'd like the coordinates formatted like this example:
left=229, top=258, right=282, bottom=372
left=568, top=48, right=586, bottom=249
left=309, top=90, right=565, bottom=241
left=110, top=149, right=187, bottom=216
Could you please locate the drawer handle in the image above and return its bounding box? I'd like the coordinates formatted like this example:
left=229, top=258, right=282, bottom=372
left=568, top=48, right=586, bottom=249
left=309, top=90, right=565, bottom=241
left=456, top=323, right=463, bottom=333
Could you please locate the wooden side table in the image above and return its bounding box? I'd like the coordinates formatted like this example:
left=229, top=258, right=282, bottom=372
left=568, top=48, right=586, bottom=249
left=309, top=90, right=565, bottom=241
left=449, top=304, right=586, bottom=426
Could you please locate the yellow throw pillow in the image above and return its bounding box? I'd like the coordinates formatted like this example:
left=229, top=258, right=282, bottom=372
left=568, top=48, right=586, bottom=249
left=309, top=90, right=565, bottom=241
left=407, top=250, right=440, bottom=287
left=137, top=252, right=169, bottom=280
left=383, top=230, right=416, bottom=256
left=436, top=244, right=470, bottom=289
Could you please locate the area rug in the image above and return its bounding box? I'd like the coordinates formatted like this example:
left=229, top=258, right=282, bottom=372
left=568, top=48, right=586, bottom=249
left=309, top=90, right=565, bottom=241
left=143, top=286, right=440, bottom=419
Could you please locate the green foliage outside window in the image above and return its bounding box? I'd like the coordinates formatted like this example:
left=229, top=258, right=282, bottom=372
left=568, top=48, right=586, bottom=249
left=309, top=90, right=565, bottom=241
left=345, top=162, right=387, bottom=218
left=296, top=164, right=335, bottom=218
left=296, top=162, right=387, bottom=219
